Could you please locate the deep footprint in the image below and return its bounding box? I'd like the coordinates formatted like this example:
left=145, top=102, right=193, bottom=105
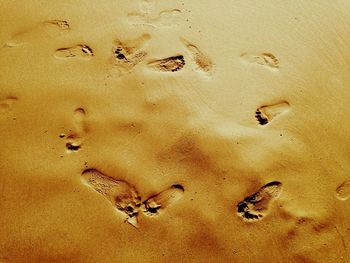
left=81, top=169, right=184, bottom=227
left=113, top=34, right=150, bottom=73
left=142, top=184, right=184, bottom=216
left=81, top=169, right=142, bottom=227
left=237, top=181, right=282, bottom=221
left=65, top=108, right=86, bottom=153
left=147, top=55, right=185, bottom=72
left=255, top=101, right=290, bottom=125
left=54, top=45, right=93, bottom=60
left=336, top=177, right=350, bottom=200
left=241, top=52, right=279, bottom=70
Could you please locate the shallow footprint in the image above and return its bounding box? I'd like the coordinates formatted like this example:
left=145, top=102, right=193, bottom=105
left=240, top=52, right=279, bottom=71
left=181, top=38, right=213, bottom=74
left=147, top=55, right=185, bottom=72
left=255, top=101, right=290, bottom=125
left=157, top=9, right=182, bottom=27
left=3, top=20, right=70, bottom=48
left=81, top=169, right=141, bottom=227
left=138, top=0, right=157, bottom=14
left=128, top=9, right=182, bottom=27
left=142, top=185, right=184, bottom=216
left=0, top=96, right=18, bottom=113
left=72, top=108, right=86, bottom=135
left=336, top=177, right=350, bottom=200
left=54, top=45, right=93, bottom=60
left=237, top=181, right=282, bottom=221
left=43, top=20, right=70, bottom=37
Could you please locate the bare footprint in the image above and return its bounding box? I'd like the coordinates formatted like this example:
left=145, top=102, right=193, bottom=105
left=72, top=108, right=86, bottom=134
left=81, top=169, right=141, bottom=227
left=181, top=38, right=213, bottom=75
left=81, top=168, right=185, bottom=227
left=3, top=20, right=70, bottom=48
left=43, top=20, right=70, bottom=36
left=255, top=101, right=290, bottom=125
left=142, top=185, right=184, bottom=216
left=0, top=96, right=18, bottom=113
left=240, top=52, right=279, bottom=71
left=113, top=34, right=150, bottom=74
left=138, top=0, right=157, bottom=14
left=147, top=55, right=185, bottom=72
left=128, top=9, right=182, bottom=27
left=64, top=108, right=87, bottom=153
left=54, top=45, right=93, bottom=60
left=237, top=181, right=282, bottom=221
left=336, top=177, right=350, bottom=200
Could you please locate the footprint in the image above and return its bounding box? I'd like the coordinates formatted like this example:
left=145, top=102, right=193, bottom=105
left=81, top=168, right=184, bottom=227
left=65, top=142, right=81, bottom=152
left=255, top=101, right=290, bottom=125
left=237, top=181, right=282, bottom=221
left=138, top=0, right=157, bottom=14
left=81, top=169, right=142, bottom=227
left=54, top=45, right=93, bottom=60
left=3, top=20, right=70, bottom=48
left=128, top=9, right=182, bottom=27
left=114, top=34, right=150, bottom=56
left=157, top=9, right=182, bottom=26
left=43, top=20, right=70, bottom=36
left=0, top=96, right=18, bottom=113
left=147, top=55, right=185, bottom=72
left=181, top=38, right=213, bottom=74
left=64, top=108, right=87, bottom=153
left=72, top=108, right=86, bottom=134
left=142, top=185, right=184, bottom=216
left=336, top=177, right=350, bottom=200
left=113, top=34, right=150, bottom=74
left=240, top=52, right=279, bottom=71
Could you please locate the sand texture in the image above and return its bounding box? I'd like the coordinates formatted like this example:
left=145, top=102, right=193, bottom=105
left=1, top=1, right=350, bottom=262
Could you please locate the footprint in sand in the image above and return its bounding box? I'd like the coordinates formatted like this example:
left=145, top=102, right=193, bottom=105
left=60, top=108, right=87, bottom=153
left=128, top=9, right=182, bottom=28
left=181, top=38, right=213, bottom=75
left=0, top=96, right=18, bottom=114
left=128, top=0, right=181, bottom=28
left=336, top=177, right=350, bottom=200
left=81, top=169, right=184, bottom=227
left=255, top=101, right=290, bottom=125
left=240, top=52, right=279, bottom=71
left=237, top=181, right=282, bottom=221
left=147, top=55, right=185, bottom=72
left=54, top=45, right=93, bottom=60
left=138, top=0, right=157, bottom=14
left=43, top=20, right=70, bottom=36
left=141, top=185, right=184, bottom=216
left=3, top=20, right=70, bottom=48
left=82, top=169, right=142, bottom=227
left=112, top=33, right=150, bottom=74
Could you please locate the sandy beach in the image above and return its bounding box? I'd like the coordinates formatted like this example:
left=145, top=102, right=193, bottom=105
left=0, top=1, right=350, bottom=262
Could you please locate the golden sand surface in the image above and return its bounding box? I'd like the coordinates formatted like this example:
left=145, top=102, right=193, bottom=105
left=1, top=1, right=350, bottom=262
